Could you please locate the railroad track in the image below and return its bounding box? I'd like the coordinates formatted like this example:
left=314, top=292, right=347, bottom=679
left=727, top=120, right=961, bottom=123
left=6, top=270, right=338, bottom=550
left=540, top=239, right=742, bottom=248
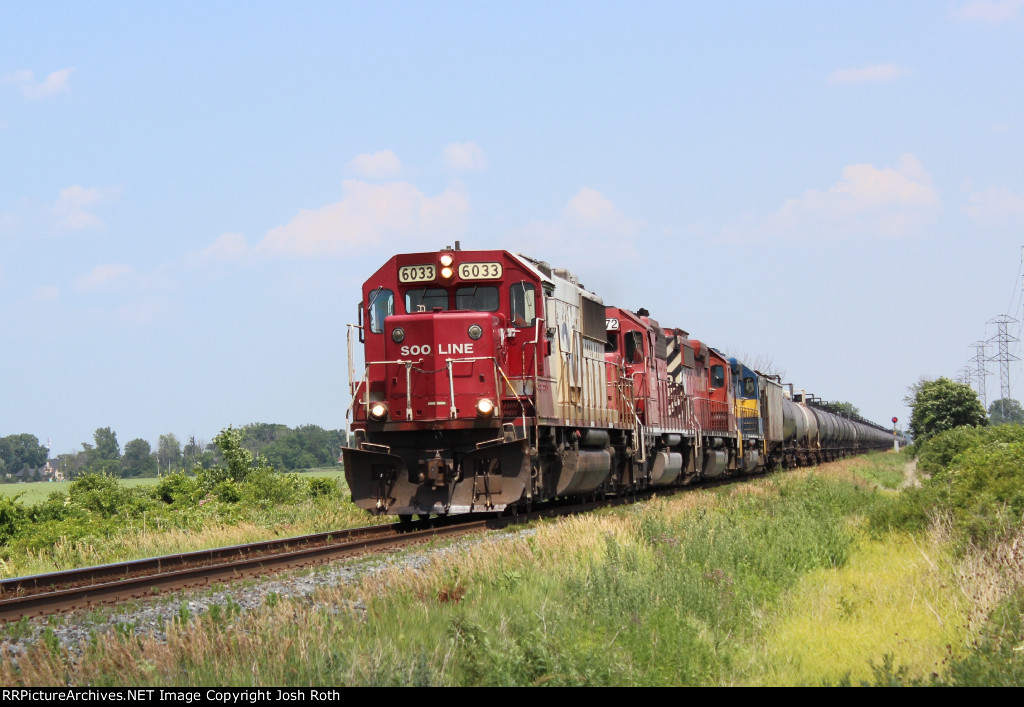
left=0, top=518, right=485, bottom=622
left=0, top=495, right=628, bottom=623
left=0, top=470, right=762, bottom=624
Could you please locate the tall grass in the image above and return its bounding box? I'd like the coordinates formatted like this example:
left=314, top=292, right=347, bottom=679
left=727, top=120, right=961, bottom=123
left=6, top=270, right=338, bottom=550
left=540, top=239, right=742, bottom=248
left=2, top=467, right=888, bottom=686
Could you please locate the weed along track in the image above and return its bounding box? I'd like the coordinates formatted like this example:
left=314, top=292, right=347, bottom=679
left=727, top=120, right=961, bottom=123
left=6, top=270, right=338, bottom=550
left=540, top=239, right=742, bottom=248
left=0, top=484, right=688, bottom=624
left=0, top=520, right=492, bottom=622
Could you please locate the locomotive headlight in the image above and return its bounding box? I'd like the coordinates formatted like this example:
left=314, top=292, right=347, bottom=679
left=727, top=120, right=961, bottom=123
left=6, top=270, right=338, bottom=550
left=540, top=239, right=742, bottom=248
left=439, top=253, right=454, bottom=267
left=440, top=266, right=454, bottom=280
left=391, top=327, right=405, bottom=343
left=476, top=398, right=495, bottom=417
left=467, top=324, right=483, bottom=340
left=369, top=402, right=388, bottom=421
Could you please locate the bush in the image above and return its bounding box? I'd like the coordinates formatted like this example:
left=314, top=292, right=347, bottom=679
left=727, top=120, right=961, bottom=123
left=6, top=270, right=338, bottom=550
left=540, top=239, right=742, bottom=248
left=0, top=494, right=26, bottom=544
left=70, top=472, right=155, bottom=518
left=947, top=439, right=1024, bottom=546
left=153, top=471, right=203, bottom=505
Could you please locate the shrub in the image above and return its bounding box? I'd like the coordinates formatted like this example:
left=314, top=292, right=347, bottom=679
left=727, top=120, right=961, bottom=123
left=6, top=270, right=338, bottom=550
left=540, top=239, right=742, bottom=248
left=153, top=471, right=203, bottom=505
left=947, top=439, right=1024, bottom=546
left=0, top=494, right=26, bottom=544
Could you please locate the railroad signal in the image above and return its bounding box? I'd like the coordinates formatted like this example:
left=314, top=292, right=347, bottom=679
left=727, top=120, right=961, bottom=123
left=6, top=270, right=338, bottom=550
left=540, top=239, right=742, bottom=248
left=892, top=417, right=898, bottom=424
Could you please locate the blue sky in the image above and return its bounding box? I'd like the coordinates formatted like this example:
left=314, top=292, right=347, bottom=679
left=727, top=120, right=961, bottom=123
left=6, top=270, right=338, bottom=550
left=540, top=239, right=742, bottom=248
left=2, top=1, right=1023, bottom=453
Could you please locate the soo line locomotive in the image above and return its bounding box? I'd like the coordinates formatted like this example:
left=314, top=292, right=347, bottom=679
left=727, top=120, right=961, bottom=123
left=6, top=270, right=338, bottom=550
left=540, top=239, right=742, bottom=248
left=343, top=246, right=895, bottom=518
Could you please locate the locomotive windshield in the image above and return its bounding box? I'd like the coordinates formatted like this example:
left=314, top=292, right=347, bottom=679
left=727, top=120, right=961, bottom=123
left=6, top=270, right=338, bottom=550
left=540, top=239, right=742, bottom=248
left=406, top=288, right=449, bottom=312
left=455, top=286, right=499, bottom=312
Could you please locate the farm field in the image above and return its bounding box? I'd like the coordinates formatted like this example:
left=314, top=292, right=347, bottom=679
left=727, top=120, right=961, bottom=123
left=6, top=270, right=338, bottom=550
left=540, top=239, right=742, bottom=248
left=0, top=468, right=344, bottom=505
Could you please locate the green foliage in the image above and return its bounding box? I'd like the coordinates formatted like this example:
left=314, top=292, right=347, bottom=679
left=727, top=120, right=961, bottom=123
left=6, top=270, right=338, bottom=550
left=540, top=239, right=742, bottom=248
left=84, top=427, right=121, bottom=474
left=153, top=471, right=203, bottom=504
left=69, top=472, right=156, bottom=518
left=242, top=423, right=344, bottom=471
left=831, top=401, right=860, bottom=418
left=946, top=438, right=1024, bottom=546
left=157, top=433, right=182, bottom=471
left=197, top=427, right=267, bottom=486
left=907, top=377, right=987, bottom=445
left=122, top=438, right=157, bottom=478
left=0, top=494, right=27, bottom=544
left=916, top=425, right=989, bottom=476
left=0, top=434, right=49, bottom=477
left=988, top=398, right=1024, bottom=426
left=896, top=425, right=1024, bottom=548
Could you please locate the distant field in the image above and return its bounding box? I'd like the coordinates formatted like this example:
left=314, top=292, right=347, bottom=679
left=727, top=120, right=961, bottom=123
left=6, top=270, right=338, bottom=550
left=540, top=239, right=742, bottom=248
left=0, top=466, right=345, bottom=505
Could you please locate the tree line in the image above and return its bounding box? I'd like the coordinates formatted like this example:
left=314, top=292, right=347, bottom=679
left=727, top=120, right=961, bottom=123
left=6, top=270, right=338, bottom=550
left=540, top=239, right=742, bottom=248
left=0, top=424, right=347, bottom=482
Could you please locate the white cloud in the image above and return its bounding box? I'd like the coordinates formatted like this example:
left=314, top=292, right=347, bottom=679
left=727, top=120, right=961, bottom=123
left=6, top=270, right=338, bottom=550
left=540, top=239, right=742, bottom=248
left=194, top=232, right=250, bottom=264
left=53, top=184, right=122, bottom=232
left=443, top=142, right=487, bottom=171
left=2, top=67, right=75, bottom=100
left=828, top=64, right=907, bottom=84
left=74, top=263, right=134, bottom=292
left=347, top=150, right=403, bottom=179
left=250, top=180, right=470, bottom=258
left=964, top=186, right=1024, bottom=224
left=510, top=188, right=644, bottom=271
left=724, top=154, right=939, bottom=241
left=951, top=0, right=1023, bottom=23
left=32, top=285, right=59, bottom=301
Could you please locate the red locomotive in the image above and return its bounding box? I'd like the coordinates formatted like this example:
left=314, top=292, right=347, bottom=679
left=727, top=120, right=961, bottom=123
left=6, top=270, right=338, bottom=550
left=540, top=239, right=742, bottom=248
left=343, top=246, right=895, bottom=518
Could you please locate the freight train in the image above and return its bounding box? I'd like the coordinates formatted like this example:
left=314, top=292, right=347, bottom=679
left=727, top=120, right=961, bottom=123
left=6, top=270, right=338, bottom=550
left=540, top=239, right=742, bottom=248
left=342, top=246, right=896, bottom=518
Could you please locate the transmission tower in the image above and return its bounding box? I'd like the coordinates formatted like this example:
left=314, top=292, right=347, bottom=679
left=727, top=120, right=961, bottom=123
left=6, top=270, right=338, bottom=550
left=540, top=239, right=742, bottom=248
left=957, top=366, right=973, bottom=386
left=987, top=315, right=1019, bottom=419
left=970, top=340, right=990, bottom=409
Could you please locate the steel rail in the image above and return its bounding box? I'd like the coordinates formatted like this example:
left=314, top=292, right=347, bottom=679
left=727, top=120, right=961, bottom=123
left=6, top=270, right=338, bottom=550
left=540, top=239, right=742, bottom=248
left=0, top=519, right=489, bottom=622
left=0, top=472, right=753, bottom=623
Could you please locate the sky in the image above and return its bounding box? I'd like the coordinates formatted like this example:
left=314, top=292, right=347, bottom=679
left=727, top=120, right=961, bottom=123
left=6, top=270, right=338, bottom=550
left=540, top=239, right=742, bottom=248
left=2, top=1, right=1023, bottom=453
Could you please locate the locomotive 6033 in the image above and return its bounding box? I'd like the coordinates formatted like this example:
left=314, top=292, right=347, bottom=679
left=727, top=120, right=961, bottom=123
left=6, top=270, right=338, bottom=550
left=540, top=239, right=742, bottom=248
left=342, top=245, right=896, bottom=518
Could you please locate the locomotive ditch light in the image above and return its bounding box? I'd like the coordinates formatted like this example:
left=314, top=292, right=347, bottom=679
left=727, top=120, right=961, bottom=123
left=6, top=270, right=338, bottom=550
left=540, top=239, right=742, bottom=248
left=468, top=324, right=483, bottom=340
left=392, top=327, right=406, bottom=343
left=476, top=398, right=495, bottom=417
left=439, top=253, right=454, bottom=267
left=369, top=402, right=389, bottom=421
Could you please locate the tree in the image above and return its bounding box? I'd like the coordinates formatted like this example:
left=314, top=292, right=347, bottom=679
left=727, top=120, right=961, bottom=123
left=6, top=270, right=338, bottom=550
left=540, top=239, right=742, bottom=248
left=988, top=398, right=1024, bottom=426
left=907, top=377, right=987, bottom=444
left=0, top=434, right=49, bottom=476
left=122, top=438, right=157, bottom=477
left=831, top=401, right=861, bottom=418
left=84, top=427, right=120, bottom=475
left=157, top=433, right=182, bottom=472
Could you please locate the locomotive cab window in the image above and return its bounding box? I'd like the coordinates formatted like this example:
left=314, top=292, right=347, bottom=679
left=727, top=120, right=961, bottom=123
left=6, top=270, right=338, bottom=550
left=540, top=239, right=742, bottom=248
left=455, top=286, right=499, bottom=312
left=605, top=329, right=618, bottom=353
left=368, top=288, right=394, bottom=334
left=405, top=288, right=449, bottom=312
left=625, top=331, right=645, bottom=364
left=743, top=377, right=756, bottom=398
left=509, top=282, right=536, bottom=328
left=710, top=364, right=725, bottom=388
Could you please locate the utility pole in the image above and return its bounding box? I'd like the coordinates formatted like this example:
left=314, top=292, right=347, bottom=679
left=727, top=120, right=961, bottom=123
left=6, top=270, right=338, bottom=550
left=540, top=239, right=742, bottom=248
left=987, top=315, right=1019, bottom=420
